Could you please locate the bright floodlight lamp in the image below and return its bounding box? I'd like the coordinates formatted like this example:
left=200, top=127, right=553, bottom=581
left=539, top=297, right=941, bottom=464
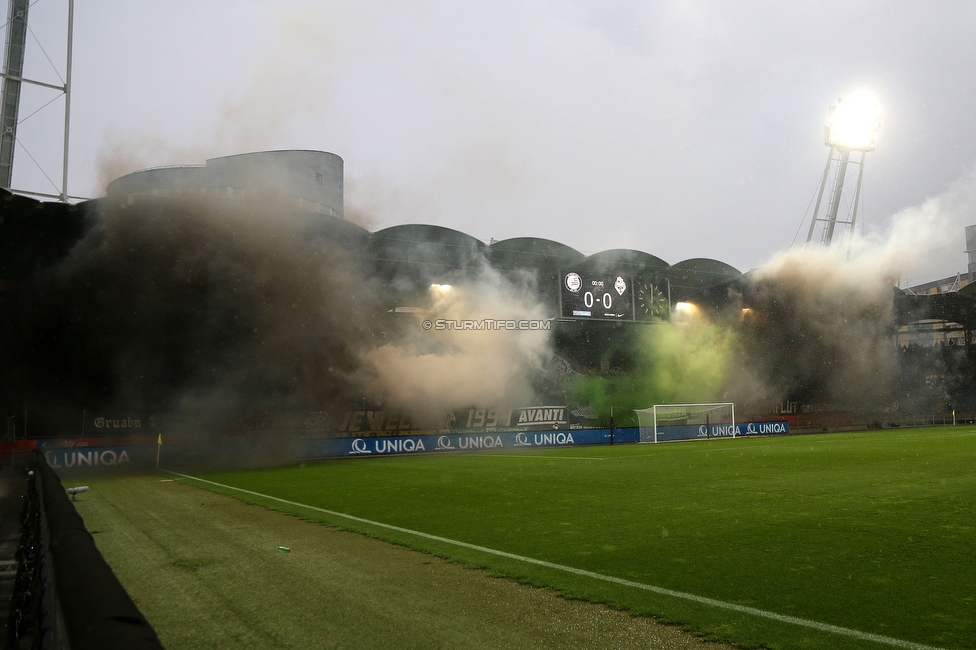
left=672, top=302, right=700, bottom=322
left=825, top=96, right=881, bottom=152
left=806, top=92, right=881, bottom=247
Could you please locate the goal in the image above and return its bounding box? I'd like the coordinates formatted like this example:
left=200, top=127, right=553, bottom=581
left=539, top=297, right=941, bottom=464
left=635, top=403, right=735, bottom=443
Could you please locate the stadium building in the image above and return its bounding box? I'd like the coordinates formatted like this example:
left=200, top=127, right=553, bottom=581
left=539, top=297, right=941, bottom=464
left=5, top=149, right=976, bottom=437
left=106, top=150, right=344, bottom=219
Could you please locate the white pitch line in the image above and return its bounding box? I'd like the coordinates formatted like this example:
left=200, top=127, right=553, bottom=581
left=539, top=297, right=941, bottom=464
left=169, top=471, right=946, bottom=650
left=480, top=453, right=609, bottom=460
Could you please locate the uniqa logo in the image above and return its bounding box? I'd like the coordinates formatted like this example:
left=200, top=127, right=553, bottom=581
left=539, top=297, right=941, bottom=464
left=532, top=432, right=575, bottom=446
left=457, top=435, right=503, bottom=450
left=437, top=436, right=456, bottom=450
left=759, top=422, right=787, bottom=434
left=349, top=439, right=371, bottom=455
left=374, top=438, right=426, bottom=454
left=747, top=423, right=758, bottom=434
left=45, top=449, right=130, bottom=468
left=514, top=432, right=531, bottom=447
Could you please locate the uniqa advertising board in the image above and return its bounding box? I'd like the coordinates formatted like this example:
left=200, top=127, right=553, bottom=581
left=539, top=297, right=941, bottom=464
left=303, top=421, right=789, bottom=458
left=656, top=421, right=790, bottom=442
left=43, top=445, right=155, bottom=471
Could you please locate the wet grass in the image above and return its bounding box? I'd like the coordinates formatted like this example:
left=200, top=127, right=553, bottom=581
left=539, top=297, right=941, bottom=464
left=192, top=427, right=976, bottom=650
left=76, top=475, right=734, bottom=650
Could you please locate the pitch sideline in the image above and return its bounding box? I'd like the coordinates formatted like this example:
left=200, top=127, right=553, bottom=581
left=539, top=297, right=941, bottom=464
left=168, top=471, right=945, bottom=650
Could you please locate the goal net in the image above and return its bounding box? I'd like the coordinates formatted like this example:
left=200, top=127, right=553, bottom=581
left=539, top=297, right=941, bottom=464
left=635, top=403, right=735, bottom=443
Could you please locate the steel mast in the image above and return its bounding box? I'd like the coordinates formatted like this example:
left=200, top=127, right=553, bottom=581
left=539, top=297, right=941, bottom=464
left=805, top=95, right=880, bottom=247
left=0, top=0, right=75, bottom=201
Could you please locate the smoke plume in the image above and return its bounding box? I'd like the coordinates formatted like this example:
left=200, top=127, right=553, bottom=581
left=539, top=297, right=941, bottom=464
left=573, top=163, right=976, bottom=417
left=355, top=264, right=550, bottom=422
left=7, top=194, right=551, bottom=437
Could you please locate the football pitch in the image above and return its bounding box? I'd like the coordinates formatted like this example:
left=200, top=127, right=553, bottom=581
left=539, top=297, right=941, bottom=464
left=94, top=426, right=975, bottom=649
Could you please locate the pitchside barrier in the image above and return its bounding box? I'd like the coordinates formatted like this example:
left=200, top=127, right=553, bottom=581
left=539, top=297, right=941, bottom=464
left=0, top=423, right=790, bottom=471
left=6, top=451, right=163, bottom=649
left=301, top=421, right=789, bottom=458
left=0, top=436, right=159, bottom=475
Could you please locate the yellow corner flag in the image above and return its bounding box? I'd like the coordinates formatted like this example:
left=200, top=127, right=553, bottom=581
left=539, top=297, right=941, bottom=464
left=157, top=434, right=162, bottom=445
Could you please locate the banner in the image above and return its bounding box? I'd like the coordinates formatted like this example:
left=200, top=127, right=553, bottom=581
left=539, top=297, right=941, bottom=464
left=654, top=421, right=789, bottom=442
left=42, top=445, right=157, bottom=471
left=304, top=421, right=789, bottom=458
left=303, top=428, right=614, bottom=458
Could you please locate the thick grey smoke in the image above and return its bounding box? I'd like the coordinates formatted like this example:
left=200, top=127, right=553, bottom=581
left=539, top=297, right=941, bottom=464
left=355, top=264, right=550, bottom=422
left=727, top=163, right=976, bottom=411
left=52, top=197, right=374, bottom=418
left=38, top=194, right=549, bottom=436
left=733, top=247, right=899, bottom=410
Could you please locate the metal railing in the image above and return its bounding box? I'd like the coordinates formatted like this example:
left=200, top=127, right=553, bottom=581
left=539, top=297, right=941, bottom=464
left=5, top=451, right=163, bottom=650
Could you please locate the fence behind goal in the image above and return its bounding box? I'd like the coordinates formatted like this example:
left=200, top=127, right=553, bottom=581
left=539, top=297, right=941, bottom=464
left=635, top=403, right=735, bottom=443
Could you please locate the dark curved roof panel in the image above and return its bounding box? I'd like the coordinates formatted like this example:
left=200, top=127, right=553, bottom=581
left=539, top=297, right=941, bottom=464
left=487, top=237, right=585, bottom=272
left=666, top=258, right=743, bottom=301
left=585, top=249, right=669, bottom=275
left=369, top=224, right=487, bottom=280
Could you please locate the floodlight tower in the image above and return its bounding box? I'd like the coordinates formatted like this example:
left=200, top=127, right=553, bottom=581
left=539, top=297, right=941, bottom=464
left=805, top=94, right=881, bottom=247
left=0, top=0, right=75, bottom=201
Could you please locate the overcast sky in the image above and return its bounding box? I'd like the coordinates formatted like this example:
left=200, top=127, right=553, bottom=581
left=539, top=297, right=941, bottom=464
left=8, top=1, right=976, bottom=284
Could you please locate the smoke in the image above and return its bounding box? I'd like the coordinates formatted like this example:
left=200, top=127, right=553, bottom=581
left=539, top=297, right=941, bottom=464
left=354, top=265, right=550, bottom=423
left=9, top=193, right=551, bottom=440
left=93, top=8, right=339, bottom=196
left=737, top=245, right=900, bottom=410
left=573, top=163, right=976, bottom=416
left=737, top=166, right=976, bottom=408
left=44, top=197, right=377, bottom=422
left=574, top=315, right=736, bottom=419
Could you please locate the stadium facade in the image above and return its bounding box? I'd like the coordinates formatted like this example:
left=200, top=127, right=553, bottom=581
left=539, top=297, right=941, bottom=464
left=106, top=150, right=344, bottom=219
left=5, top=149, right=976, bottom=440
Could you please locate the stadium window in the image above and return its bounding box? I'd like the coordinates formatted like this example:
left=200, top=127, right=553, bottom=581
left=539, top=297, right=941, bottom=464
left=315, top=171, right=323, bottom=185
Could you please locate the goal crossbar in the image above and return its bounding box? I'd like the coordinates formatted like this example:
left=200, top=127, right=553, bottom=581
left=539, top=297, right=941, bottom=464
left=635, top=402, right=736, bottom=443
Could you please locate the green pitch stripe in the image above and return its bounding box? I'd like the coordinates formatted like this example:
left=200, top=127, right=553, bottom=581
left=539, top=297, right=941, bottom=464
left=171, top=472, right=945, bottom=650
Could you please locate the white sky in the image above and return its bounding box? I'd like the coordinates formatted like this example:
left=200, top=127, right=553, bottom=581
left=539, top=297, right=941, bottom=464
left=7, top=1, right=976, bottom=284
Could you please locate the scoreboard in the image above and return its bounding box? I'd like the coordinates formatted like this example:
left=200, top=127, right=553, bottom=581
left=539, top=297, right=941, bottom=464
left=559, top=270, right=635, bottom=321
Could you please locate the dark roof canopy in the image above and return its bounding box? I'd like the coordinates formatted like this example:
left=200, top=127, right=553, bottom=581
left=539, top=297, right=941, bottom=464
left=487, top=237, right=584, bottom=272
left=369, top=224, right=486, bottom=280
left=585, top=249, right=669, bottom=276
left=666, top=258, right=742, bottom=302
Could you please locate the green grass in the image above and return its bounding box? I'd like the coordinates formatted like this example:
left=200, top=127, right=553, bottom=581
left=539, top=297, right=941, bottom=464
left=186, top=427, right=976, bottom=650
left=76, top=475, right=732, bottom=649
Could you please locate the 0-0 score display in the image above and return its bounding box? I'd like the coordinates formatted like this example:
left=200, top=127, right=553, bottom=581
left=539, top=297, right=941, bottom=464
left=559, top=270, right=635, bottom=321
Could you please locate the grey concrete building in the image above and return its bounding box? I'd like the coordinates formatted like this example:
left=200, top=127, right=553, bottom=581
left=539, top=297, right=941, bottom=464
left=106, top=150, right=344, bottom=219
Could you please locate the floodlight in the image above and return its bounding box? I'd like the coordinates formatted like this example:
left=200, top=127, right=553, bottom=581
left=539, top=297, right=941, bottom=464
left=672, top=302, right=700, bottom=322
left=807, top=90, right=881, bottom=247
left=430, top=283, right=452, bottom=292
left=825, top=93, right=881, bottom=152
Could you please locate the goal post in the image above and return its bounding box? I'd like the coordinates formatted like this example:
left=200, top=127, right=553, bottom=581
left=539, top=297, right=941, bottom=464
left=635, top=403, right=735, bottom=443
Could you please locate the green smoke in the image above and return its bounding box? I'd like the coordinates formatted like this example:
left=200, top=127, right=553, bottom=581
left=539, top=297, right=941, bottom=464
left=573, top=318, right=736, bottom=425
